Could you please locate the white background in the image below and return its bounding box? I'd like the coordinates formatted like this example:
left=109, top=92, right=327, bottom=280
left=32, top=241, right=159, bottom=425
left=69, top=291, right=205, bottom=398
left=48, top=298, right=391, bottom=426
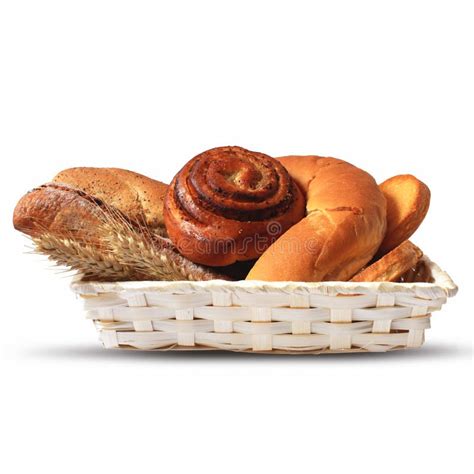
left=0, top=1, right=472, bottom=473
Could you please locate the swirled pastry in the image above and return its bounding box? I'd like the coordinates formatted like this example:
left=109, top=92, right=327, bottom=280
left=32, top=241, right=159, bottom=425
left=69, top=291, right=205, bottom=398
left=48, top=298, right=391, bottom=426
left=164, top=146, right=305, bottom=266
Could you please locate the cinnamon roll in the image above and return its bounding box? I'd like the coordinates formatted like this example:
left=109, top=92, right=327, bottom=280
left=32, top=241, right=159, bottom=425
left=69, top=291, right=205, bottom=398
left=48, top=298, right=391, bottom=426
left=164, top=146, right=305, bottom=266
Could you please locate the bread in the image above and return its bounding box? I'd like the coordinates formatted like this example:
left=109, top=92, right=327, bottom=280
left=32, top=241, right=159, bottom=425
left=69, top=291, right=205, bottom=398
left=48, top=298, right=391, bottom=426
left=12, top=183, right=229, bottom=281
left=398, top=258, right=433, bottom=283
left=246, top=156, right=387, bottom=281
left=350, top=240, right=423, bottom=282
left=53, top=167, right=168, bottom=232
left=164, top=146, right=306, bottom=266
left=377, top=174, right=430, bottom=256
left=13, top=183, right=107, bottom=244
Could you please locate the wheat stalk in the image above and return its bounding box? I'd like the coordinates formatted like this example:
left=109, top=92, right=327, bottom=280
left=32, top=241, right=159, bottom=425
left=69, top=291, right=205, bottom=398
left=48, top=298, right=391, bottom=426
left=101, top=217, right=228, bottom=281
left=33, top=234, right=136, bottom=281
left=30, top=200, right=229, bottom=281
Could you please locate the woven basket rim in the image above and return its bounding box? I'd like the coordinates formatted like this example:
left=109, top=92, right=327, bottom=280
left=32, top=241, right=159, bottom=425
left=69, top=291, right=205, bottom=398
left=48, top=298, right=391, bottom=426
left=71, top=256, right=457, bottom=299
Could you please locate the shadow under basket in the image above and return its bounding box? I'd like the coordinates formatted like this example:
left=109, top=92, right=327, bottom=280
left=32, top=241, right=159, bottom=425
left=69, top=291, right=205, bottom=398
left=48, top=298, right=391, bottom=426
left=71, top=256, right=457, bottom=354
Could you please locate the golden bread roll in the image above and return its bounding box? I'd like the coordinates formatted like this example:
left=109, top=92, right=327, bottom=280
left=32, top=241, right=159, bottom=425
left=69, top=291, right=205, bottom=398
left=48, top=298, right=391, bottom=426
left=53, top=167, right=168, bottom=231
left=246, top=156, right=387, bottom=281
left=377, top=174, right=430, bottom=256
left=350, top=240, right=423, bottom=282
left=164, top=146, right=305, bottom=266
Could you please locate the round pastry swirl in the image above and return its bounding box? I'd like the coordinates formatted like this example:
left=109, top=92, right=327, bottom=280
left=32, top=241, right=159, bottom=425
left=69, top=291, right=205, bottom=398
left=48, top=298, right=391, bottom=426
left=164, top=146, right=305, bottom=266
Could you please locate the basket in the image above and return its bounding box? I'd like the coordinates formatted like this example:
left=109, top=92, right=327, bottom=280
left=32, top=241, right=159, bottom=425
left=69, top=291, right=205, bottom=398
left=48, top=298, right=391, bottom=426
left=71, top=256, right=457, bottom=354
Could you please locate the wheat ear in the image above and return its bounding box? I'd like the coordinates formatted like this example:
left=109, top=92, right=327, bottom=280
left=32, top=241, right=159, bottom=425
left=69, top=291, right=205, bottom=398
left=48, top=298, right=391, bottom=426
left=101, top=216, right=229, bottom=281
left=33, top=234, right=136, bottom=281
left=29, top=195, right=229, bottom=282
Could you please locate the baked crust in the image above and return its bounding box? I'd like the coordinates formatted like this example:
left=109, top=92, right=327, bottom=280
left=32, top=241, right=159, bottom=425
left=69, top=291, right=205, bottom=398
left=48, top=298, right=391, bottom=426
left=377, top=174, right=430, bottom=256
left=13, top=183, right=108, bottom=244
left=350, top=240, right=423, bottom=282
left=164, top=146, right=305, bottom=266
left=53, top=167, right=168, bottom=230
left=12, top=183, right=229, bottom=281
left=246, top=156, right=387, bottom=281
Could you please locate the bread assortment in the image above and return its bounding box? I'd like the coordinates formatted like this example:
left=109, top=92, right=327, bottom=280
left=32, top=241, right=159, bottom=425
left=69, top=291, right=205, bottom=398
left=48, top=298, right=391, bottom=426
left=13, top=183, right=229, bottom=281
left=13, top=146, right=432, bottom=283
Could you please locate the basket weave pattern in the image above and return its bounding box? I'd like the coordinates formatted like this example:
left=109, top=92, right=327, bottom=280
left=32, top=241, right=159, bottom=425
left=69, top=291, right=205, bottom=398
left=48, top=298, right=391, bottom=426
left=72, top=257, right=457, bottom=354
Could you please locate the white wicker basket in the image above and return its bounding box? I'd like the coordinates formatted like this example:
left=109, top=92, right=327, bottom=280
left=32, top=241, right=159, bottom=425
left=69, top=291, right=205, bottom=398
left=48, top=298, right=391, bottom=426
left=71, top=256, right=457, bottom=354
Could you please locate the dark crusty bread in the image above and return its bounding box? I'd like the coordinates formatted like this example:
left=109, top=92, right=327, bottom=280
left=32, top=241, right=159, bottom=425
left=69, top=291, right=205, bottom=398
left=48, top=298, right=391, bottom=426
left=53, top=167, right=168, bottom=231
left=246, top=156, right=387, bottom=281
left=13, top=183, right=107, bottom=244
